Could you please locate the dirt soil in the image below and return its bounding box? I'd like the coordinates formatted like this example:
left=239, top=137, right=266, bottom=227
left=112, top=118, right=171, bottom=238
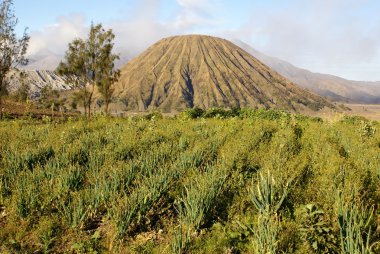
left=309, top=104, right=380, bottom=121
left=1, top=99, right=79, bottom=119
left=344, top=104, right=380, bottom=120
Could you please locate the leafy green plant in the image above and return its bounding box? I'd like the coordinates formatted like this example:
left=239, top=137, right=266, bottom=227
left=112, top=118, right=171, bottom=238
left=360, top=121, right=376, bottom=138
left=113, top=166, right=176, bottom=238
left=238, top=215, right=279, bottom=254
left=241, top=171, right=293, bottom=254
left=171, top=224, right=191, bottom=254
left=36, top=217, right=60, bottom=254
left=180, top=107, right=204, bottom=119
left=298, top=204, right=337, bottom=253
left=145, top=110, right=163, bottom=121
left=70, top=231, right=103, bottom=254
left=13, top=174, right=41, bottom=218
left=336, top=191, right=377, bottom=254
left=202, top=107, right=228, bottom=119
left=177, top=166, right=226, bottom=231
left=57, top=195, right=88, bottom=229
left=59, top=166, right=84, bottom=192
left=249, top=171, right=291, bottom=216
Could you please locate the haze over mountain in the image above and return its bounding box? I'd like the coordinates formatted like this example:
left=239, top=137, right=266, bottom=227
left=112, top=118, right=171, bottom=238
left=24, top=49, right=63, bottom=71
left=235, top=40, right=380, bottom=104
left=114, top=35, right=332, bottom=112
left=24, top=47, right=131, bottom=71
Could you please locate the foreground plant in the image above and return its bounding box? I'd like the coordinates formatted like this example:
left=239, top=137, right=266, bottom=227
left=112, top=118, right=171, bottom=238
left=177, top=165, right=227, bottom=231
left=249, top=171, right=292, bottom=216
left=298, top=204, right=337, bottom=253
left=336, top=191, right=377, bottom=254
left=0, top=114, right=379, bottom=253
left=242, top=171, right=292, bottom=254
left=171, top=224, right=191, bottom=254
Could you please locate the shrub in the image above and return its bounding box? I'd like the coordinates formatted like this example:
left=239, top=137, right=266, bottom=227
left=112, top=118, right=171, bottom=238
left=203, top=107, right=229, bottom=118
left=181, top=107, right=204, bottom=119
left=144, top=110, right=163, bottom=120
left=298, top=204, right=337, bottom=253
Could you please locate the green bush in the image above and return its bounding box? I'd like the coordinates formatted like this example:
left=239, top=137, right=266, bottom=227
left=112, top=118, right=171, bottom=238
left=181, top=107, right=205, bottom=119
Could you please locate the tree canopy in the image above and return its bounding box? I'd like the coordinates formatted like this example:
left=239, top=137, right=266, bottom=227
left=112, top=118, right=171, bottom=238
left=0, top=0, right=29, bottom=119
left=57, top=23, right=119, bottom=117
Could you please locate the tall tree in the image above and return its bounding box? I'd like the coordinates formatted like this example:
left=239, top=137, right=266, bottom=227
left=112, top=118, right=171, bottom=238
left=0, top=0, right=29, bottom=119
left=13, top=70, right=30, bottom=102
left=57, top=23, right=119, bottom=117
left=57, top=39, right=88, bottom=116
left=98, top=64, right=120, bottom=115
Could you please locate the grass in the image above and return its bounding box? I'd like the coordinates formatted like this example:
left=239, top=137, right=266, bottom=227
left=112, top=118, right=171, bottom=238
left=0, top=108, right=379, bottom=253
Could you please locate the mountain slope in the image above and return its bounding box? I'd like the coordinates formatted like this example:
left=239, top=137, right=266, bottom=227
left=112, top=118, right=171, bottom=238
left=8, top=70, right=71, bottom=98
left=235, top=40, right=380, bottom=104
left=115, top=35, right=333, bottom=112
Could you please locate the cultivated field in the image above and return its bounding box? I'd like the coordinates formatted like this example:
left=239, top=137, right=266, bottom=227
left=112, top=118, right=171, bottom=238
left=0, top=109, right=379, bottom=253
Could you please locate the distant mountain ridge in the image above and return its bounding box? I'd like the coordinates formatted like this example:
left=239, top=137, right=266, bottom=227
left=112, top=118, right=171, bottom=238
left=8, top=70, right=71, bottom=98
left=114, top=35, right=333, bottom=112
left=15, top=37, right=380, bottom=105
left=235, top=40, right=380, bottom=104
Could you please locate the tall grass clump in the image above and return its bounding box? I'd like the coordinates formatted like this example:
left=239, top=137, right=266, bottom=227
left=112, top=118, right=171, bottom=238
left=336, top=190, right=378, bottom=254
left=242, top=171, right=292, bottom=254
left=57, top=194, right=88, bottom=229
left=171, top=164, right=227, bottom=253
left=113, top=166, right=177, bottom=238
left=171, top=224, right=191, bottom=254
left=13, top=173, right=41, bottom=218
left=177, top=165, right=227, bottom=231
left=249, top=171, right=291, bottom=216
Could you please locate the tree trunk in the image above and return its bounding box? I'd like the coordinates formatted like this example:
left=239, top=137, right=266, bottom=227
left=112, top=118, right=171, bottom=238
left=87, top=94, right=91, bottom=118
left=83, top=97, right=87, bottom=117
left=105, top=100, right=109, bottom=115
left=81, top=89, right=87, bottom=117
left=88, top=83, right=95, bottom=118
left=0, top=79, right=3, bottom=120
left=0, top=94, right=3, bottom=120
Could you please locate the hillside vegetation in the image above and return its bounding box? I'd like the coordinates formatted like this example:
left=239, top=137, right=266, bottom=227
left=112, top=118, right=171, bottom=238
left=0, top=110, right=379, bottom=253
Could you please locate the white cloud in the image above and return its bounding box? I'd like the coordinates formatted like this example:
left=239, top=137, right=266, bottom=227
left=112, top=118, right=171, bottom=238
left=25, top=0, right=380, bottom=80
left=173, top=0, right=221, bottom=30
left=224, top=0, right=380, bottom=80
left=27, top=14, right=87, bottom=56
left=27, top=0, right=222, bottom=62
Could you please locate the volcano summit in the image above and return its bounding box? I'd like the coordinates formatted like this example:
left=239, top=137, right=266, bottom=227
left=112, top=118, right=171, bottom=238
left=115, top=35, right=332, bottom=112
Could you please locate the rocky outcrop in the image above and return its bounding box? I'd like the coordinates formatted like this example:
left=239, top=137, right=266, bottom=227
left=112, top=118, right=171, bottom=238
left=7, top=70, right=71, bottom=98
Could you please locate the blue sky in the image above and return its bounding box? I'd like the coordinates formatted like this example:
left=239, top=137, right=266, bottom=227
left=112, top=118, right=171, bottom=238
left=12, top=0, right=380, bottom=81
